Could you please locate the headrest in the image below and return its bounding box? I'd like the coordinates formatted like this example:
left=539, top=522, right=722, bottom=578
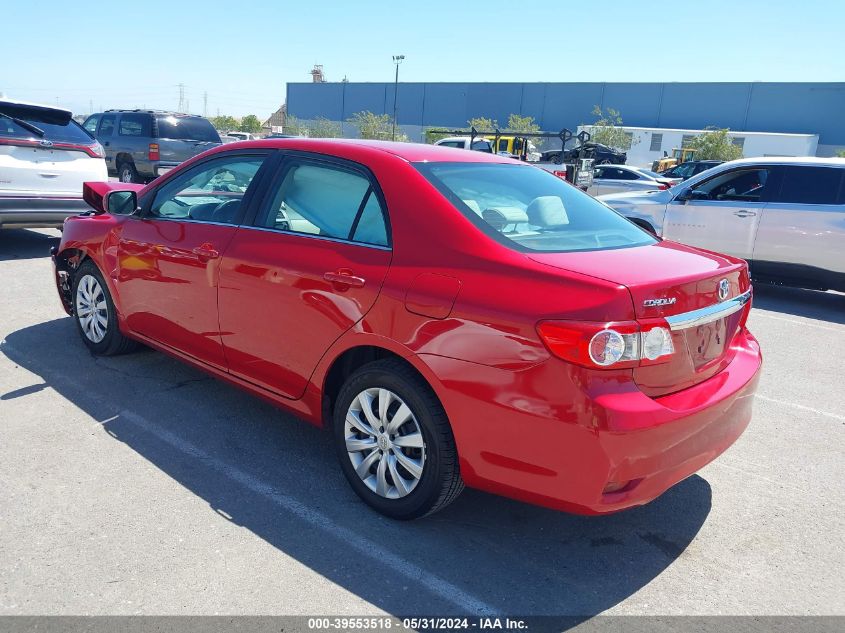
left=482, top=206, right=529, bottom=231
left=527, top=196, right=568, bottom=228
left=463, top=199, right=482, bottom=215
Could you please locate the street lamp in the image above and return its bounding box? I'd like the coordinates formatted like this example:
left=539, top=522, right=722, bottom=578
left=392, top=55, right=405, bottom=141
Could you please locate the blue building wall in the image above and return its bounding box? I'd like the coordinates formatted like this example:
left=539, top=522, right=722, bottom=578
left=286, top=82, right=845, bottom=147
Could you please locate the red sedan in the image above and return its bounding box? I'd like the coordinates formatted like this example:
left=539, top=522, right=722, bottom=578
left=52, top=139, right=761, bottom=519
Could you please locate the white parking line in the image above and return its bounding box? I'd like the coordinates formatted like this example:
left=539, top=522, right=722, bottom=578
left=111, top=409, right=498, bottom=616
left=756, top=394, right=845, bottom=422
left=752, top=312, right=844, bottom=332
left=0, top=340, right=498, bottom=616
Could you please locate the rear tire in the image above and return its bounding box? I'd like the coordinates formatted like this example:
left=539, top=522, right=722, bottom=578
left=71, top=260, right=138, bottom=356
left=117, top=161, right=139, bottom=184
left=333, top=359, right=464, bottom=519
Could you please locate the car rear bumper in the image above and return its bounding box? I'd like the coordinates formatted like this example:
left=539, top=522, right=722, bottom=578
left=419, top=327, right=761, bottom=514
left=0, top=196, right=89, bottom=228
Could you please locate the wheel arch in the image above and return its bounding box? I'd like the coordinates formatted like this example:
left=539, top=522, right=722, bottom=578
left=317, top=338, right=449, bottom=430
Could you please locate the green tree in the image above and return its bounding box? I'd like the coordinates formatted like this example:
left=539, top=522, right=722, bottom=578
left=505, top=114, right=540, bottom=135
left=239, top=114, right=262, bottom=134
left=588, top=106, right=636, bottom=151
left=211, top=115, right=238, bottom=132
left=468, top=116, right=499, bottom=132
left=283, top=115, right=308, bottom=136
left=309, top=116, right=342, bottom=138
left=348, top=111, right=406, bottom=141
left=686, top=127, right=744, bottom=161
left=836, top=149, right=845, bottom=158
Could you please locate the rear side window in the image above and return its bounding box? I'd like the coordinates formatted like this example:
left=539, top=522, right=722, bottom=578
left=417, top=162, right=656, bottom=253
left=776, top=166, right=843, bottom=205
left=258, top=160, right=389, bottom=246
left=472, top=140, right=493, bottom=153
left=155, top=115, right=221, bottom=142
left=119, top=114, right=152, bottom=137
left=0, top=104, right=94, bottom=144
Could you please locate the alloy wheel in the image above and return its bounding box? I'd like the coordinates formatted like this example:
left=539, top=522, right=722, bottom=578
left=75, top=274, right=108, bottom=343
left=344, top=388, right=426, bottom=499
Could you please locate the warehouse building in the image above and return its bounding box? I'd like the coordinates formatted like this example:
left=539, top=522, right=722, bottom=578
left=285, top=82, right=845, bottom=156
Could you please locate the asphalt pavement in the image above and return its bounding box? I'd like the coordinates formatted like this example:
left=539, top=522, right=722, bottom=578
left=0, top=228, right=842, bottom=620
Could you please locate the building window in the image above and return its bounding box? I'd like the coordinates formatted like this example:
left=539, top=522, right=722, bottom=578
left=681, top=134, right=696, bottom=148
left=650, top=133, right=663, bottom=152
left=731, top=137, right=746, bottom=150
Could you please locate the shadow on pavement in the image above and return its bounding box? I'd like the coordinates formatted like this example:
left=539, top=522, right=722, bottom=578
left=2, top=317, right=713, bottom=625
left=0, top=229, right=60, bottom=262
left=752, top=283, right=845, bottom=325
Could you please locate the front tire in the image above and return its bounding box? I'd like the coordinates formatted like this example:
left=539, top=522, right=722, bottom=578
left=333, top=359, right=464, bottom=519
left=117, top=161, right=138, bottom=184
left=72, top=261, right=138, bottom=356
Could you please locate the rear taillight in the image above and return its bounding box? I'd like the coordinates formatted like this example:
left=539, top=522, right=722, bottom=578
left=537, top=320, right=675, bottom=369
left=148, top=143, right=160, bottom=161
left=0, top=137, right=104, bottom=158
left=657, top=184, right=669, bottom=190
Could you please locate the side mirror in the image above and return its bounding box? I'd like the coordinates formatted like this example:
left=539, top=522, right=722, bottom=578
left=106, top=190, right=139, bottom=215
left=676, top=187, right=692, bottom=202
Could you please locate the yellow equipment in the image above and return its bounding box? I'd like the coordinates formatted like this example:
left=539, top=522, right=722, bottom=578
left=652, top=147, right=697, bottom=172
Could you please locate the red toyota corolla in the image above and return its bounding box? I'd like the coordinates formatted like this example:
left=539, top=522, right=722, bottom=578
left=52, top=138, right=761, bottom=519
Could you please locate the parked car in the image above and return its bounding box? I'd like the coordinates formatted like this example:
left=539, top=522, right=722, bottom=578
left=599, top=157, right=845, bottom=292
left=433, top=136, right=494, bottom=153
left=0, top=98, right=106, bottom=229
left=52, top=139, right=761, bottom=519
left=83, top=110, right=221, bottom=183
left=542, top=142, right=627, bottom=165
left=227, top=131, right=258, bottom=141
left=660, top=160, right=723, bottom=180
left=588, top=164, right=678, bottom=196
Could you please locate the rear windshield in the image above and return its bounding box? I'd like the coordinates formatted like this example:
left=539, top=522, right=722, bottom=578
left=155, top=115, right=221, bottom=142
left=416, top=162, right=656, bottom=253
left=0, top=105, right=94, bottom=144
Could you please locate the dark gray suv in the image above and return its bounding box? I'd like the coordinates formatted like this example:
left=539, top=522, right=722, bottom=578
left=82, top=110, right=221, bottom=183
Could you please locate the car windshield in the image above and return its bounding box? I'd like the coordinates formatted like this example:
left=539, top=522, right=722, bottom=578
left=0, top=105, right=94, bottom=144
left=416, top=162, right=656, bottom=253
left=155, top=115, right=221, bottom=142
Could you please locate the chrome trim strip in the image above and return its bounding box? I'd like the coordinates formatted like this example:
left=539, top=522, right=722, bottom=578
left=665, top=289, right=752, bottom=331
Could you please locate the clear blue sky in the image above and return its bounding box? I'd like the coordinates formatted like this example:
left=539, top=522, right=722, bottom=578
left=2, top=0, right=842, bottom=118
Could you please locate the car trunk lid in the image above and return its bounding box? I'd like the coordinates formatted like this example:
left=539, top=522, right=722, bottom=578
left=529, top=240, right=751, bottom=397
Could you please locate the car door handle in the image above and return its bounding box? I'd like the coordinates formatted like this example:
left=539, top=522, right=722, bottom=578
left=734, top=210, right=757, bottom=217
left=323, top=270, right=366, bottom=288
left=192, top=244, right=219, bottom=261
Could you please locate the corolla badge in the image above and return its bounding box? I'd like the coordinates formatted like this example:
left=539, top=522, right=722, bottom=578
left=643, top=297, right=677, bottom=307
left=718, top=279, right=730, bottom=301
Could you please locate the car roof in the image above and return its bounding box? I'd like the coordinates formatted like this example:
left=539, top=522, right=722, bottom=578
left=224, top=138, right=515, bottom=164
left=719, top=156, right=845, bottom=168
left=100, top=109, right=206, bottom=117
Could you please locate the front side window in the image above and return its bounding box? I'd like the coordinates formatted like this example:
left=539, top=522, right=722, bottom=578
left=417, top=162, right=656, bottom=253
left=776, top=166, right=843, bottom=205
left=148, top=154, right=265, bottom=223
left=83, top=115, right=100, bottom=134
left=98, top=114, right=116, bottom=137
left=692, top=168, right=771, bottom=202
left=471, top=140, right=493, bottom=153
left=258, top=160, right=389, bottom=247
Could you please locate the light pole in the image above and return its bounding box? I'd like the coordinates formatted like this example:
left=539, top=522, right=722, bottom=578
left=392, top=55, right=404, bottom=141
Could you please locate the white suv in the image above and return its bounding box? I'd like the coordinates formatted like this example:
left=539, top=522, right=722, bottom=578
left=599, top=157, right=845, bottom=292
left=0, top=98, right=107, bottom=229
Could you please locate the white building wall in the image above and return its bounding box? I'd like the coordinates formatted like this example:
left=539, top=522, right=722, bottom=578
left=578, top=126, right=820, bottom=168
